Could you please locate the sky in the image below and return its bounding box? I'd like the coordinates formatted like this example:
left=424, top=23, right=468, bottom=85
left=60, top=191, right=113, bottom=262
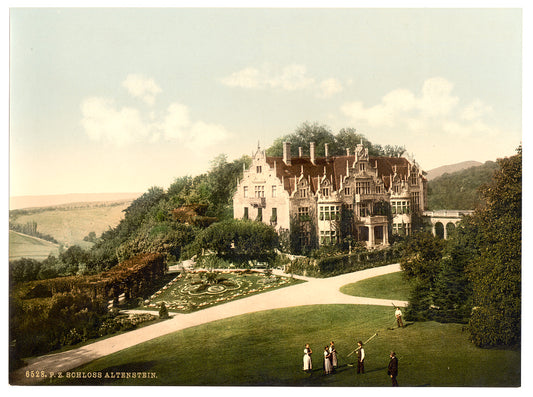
left=8, top=6, right=524, bottom=197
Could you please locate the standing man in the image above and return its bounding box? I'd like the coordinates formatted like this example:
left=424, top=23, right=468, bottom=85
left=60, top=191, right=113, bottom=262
left=387, top=351, right=399, bottom=386
left=395, top=307, right=404, bottom=328
left=356, top=341, right=365, bottom=374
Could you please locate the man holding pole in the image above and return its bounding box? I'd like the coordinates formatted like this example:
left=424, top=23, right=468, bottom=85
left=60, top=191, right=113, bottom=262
left=395, top=307, right=404, bottom=328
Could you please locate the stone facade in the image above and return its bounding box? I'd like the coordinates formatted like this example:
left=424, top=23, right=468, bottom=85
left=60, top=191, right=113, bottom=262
left=233, top=141, right=427, bottom=249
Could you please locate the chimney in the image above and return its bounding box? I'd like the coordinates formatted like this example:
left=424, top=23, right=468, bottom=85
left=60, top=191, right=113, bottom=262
left=283, top=142, right=292, bottom=165
left=298, top=146, right=303, bottom=157
left=310, top=142, right=316, bottom=164
left=325, top=143, right=329, bottom=160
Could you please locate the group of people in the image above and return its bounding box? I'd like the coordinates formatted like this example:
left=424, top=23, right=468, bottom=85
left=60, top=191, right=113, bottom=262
left=302, top=340, right=363, bottom=376
left=302, top=341, right=338, bottom=374
left=303, top=343, right=399, bottom=386
left=302, top=308, right=403, bottom=385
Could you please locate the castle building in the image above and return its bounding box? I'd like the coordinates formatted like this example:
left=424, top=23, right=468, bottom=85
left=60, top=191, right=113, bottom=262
left=233, top=141, right=427, bottom=249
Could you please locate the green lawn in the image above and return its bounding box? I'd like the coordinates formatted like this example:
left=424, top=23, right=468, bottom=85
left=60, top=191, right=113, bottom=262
left=9, top=231, right=60, bottom=261
left=45, top=304, right=520, bottom=387
left=340, top=271, right=410, bottom=301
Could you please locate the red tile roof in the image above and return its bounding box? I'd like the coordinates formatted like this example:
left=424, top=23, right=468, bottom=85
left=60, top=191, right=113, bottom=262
left=265, top=155, right=418, bottom=194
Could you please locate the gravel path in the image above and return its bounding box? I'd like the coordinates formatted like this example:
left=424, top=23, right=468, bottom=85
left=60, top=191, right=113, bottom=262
left=10, top=263, right=405, bottom=384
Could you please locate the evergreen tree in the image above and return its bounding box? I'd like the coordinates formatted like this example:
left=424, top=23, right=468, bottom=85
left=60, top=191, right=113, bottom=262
left=400, top=232, right=445, bottom=320
left=430, top=216, right=479, bottom=323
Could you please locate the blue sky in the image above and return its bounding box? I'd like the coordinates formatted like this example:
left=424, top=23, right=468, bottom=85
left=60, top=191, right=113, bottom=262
left=9, top=6, right=524, bottom=196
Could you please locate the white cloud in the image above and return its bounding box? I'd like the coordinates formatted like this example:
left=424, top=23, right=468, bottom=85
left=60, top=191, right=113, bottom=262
left=80, top=97, right=151, bottom=146
left=342, top=77, right=460, bottom=128
left=318, top=78, right=343, bottom=98
left=382, top=89, right=417, bottom=112
left=221, top=64, right=352, bottom=97
left=272, top=64, right=315, bottom=91
left=221, top=64, right=315, bottom=92
left=161, top=103, right=192, bottom=140
left=340, top=76, right=507, bottom=157
left=417, top=77, right=459, bottom=117
left=81, top=95, right=231, bottom=148
left=341, top=101, right=395, bottom=128
left=122, top=74, right=162, bottom=105
left=187, top=121, right=229, bottom=149
left=461, top=99, right=493, bottom=121
left=159, top=103, right=229, bottom=148
left=221, top=67, right=263, bottom=89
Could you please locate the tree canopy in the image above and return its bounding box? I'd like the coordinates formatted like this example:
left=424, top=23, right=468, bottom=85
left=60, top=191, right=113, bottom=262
left=427, top=161, right=500, bottom=210
left=188, top=219, right=279, bottom=264
left=266, top=122, right=405, bottom=158
left=466, top=146, right=521, bottom=347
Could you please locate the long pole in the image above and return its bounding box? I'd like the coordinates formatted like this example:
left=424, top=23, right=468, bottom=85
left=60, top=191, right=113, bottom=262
left=347, top=332, right=378, bottom=357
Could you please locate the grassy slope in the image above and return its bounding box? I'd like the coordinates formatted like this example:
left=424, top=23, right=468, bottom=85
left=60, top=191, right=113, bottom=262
left=9, top=231, right=60, bottom=261
left=9, top=201, right=131, bottom=260
left=45, top=274, right=520, bottom=387
left=339, top=272, right=411, bottom=301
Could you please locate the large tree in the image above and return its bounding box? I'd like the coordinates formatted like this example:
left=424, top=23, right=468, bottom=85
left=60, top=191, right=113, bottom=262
left=188, top=219, right=279, bottom=264
left=430, top=215, right=479, bottom=323
left=266, top=122, right=338, bottom=157
left=266, top=122, right=405, bottom=158
left=400, top=232, right=445, bottom=321
left=466, top=147, right=521, bottom=347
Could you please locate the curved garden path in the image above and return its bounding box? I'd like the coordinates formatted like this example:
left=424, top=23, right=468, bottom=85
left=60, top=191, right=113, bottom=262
left=11, top=263, right=405, bottom=384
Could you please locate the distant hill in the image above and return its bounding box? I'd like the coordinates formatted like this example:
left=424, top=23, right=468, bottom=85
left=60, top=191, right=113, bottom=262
left=9, top=192, right=141, bottom=210
left=9, top=198, right=136, bottom=261
left=9, top=230, right=60, bottom=261
left=427, top=160, right=499, bottom=210
left=9, top=199, right=133, bottom=248
left=426, top=161, right=483, bottom=181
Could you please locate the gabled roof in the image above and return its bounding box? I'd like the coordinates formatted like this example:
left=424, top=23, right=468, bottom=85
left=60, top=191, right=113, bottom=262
left=265, top=155, right=419, bottom=195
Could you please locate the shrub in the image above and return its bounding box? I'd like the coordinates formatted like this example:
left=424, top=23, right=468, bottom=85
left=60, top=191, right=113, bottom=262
left=159, top=302, right=170, bottom=319
left=286, top=247, right=402, bottom=277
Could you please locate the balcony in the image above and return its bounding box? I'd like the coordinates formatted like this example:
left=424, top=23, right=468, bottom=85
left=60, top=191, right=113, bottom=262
left=249, top=197, right=266, bottom=208
left=359, top=215, right=388, bottom=226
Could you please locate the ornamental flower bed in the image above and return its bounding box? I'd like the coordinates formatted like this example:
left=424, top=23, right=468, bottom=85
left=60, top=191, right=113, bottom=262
left=143, top=270, right=299, bottom=313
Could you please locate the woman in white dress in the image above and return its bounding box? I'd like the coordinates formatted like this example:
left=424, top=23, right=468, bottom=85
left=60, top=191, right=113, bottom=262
left=329, top=341, right=338, bottom=370
left=303, top=343, right=313, bottom=372
left=323, top=346, right=333, bottom=374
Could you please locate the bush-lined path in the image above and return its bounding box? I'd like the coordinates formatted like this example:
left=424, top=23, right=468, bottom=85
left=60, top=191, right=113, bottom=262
left=11, top=263, right=405, bottom=385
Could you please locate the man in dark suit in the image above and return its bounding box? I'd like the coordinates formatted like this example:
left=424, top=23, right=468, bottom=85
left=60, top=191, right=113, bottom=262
left=387, top=351, right=398, bottom=386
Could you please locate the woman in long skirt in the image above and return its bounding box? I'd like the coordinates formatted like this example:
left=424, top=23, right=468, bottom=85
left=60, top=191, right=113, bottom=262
left=303, top=344, right=313, bottom=372
left=329, top=341, right=338, bottom=370
left=324, top=346, right=333, bottom=374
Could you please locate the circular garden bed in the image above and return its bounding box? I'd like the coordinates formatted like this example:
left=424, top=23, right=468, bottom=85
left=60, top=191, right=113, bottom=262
left=143, top=270, right=300, bottom=313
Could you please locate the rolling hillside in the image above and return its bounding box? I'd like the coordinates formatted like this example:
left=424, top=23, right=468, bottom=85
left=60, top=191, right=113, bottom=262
left=426, top=161, right=483, bottom=181
left=427, top=160, right=499, bottom=210
left=9, top=192, right=141, bottom=210
left=9, top=199, right=134, bottom=261
left=9, top=231, right=60, bottom=261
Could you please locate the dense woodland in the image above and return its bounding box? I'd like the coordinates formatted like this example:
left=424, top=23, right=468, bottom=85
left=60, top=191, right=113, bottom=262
left=400, top=147, right=521, bottom=347
left=9, top=123, right=522, bottom=361
left=427, top=160, right=500, bottom=210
